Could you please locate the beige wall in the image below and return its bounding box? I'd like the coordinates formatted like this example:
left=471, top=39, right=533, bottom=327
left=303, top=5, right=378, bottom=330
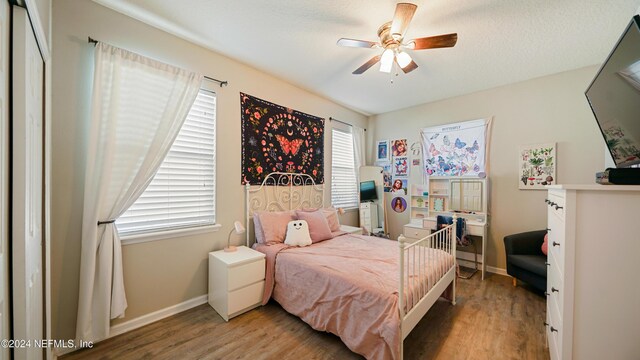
left=368, top=66, right=604, bottom=270
left=51, top=0, right=366, bottom=341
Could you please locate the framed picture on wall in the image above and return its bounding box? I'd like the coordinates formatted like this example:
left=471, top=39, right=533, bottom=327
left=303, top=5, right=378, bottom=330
left=377, top=140, right=390, bottom=161
left=519, top=143, right=556, bottom=189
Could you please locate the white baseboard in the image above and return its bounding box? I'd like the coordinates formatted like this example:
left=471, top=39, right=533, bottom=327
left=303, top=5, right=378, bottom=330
left=54, top=294, right=208, bottom=359
left=457, top=258, right=507, bottom=277
left=109, top=294, right=208, bottom=337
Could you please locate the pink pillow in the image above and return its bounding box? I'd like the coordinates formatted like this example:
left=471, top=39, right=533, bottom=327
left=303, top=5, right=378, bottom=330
left=255, top=210, right=295, bottom=245
left=300, top=207, right=341, bottom=232
left=541, top=233, right=548, bottom=256
left=296, top=210, right=333, bottom=243
left=323, top=208, right=341, bottom=232
left=253, top=215, right=265, bottom=244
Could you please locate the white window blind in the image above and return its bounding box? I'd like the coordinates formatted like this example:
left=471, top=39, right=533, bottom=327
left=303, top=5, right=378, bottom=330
left=331, top=128, right=359, bottom=209
left=117, top=90, right=216, bottom=235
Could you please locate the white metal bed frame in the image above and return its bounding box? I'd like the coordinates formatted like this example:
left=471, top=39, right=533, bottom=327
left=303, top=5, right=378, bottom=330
left=245, top=172, right=457, bottom=359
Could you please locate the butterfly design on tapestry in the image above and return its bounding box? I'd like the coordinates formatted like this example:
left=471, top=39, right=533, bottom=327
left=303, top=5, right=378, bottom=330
left=275, top=135, right=304, bottom=156
left=429, top=143, right=440, bottom=157
left=466, top=140, right=479, bottom=153
left=454, top=138, right=467, bottom=149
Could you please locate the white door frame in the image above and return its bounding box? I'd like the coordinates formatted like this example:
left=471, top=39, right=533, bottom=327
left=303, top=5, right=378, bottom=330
left=11, top=3, right=49, bottom=360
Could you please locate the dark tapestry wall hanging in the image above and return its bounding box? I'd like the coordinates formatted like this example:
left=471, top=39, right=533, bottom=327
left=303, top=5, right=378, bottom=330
left=241, top=93, right=325, bottom=185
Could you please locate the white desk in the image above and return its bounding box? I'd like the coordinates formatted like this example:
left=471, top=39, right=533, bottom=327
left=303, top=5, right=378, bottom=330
left=405, top=216, right=488, bottom=280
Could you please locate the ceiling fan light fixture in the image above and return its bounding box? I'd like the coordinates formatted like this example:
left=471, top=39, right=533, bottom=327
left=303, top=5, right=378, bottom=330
left=379, top=48, right=394, bottom=73
left=396, top=51, right=412, bottom=69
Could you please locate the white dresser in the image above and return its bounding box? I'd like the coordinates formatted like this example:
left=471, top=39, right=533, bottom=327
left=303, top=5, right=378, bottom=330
left=208, top=246, right=265, bottom=321
left=545, top=185, right=640, bottom=360
left=359, top=202, right=378, bottom=234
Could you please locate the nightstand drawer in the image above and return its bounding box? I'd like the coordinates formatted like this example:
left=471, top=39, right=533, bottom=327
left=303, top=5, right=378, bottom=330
left=228, top=281, right=264, bottom=316
left=228, top=259, right=265, bottom=291
left=404, top=226, right=431, bottom=240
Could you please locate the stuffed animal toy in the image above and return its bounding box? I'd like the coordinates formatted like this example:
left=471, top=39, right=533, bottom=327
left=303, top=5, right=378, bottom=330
left=284, top=220, right=312, bottom=247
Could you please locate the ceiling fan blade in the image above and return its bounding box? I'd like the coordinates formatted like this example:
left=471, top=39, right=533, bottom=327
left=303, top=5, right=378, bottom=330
left=409, top=33, right=458, bottom=50
left=400, top=60, right=418, bottom=74
left=353, top=55, right=381, bottom=75
left=337, top=38, right=378, bottom=48
left=390, top=3, right=418, bottom=39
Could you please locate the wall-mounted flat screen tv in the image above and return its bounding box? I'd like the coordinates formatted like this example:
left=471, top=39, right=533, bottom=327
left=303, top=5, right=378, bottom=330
left=585, top=15, right=640, bottom=168
left=360, top=180, right=377, bottom=202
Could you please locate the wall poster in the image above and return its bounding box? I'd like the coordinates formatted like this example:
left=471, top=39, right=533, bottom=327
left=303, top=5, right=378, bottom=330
left=519, top=143, right=556, bottom=189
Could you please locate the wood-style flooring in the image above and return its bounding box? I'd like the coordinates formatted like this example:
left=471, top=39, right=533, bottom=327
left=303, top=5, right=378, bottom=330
left=62, top=274, right=548, bottom=360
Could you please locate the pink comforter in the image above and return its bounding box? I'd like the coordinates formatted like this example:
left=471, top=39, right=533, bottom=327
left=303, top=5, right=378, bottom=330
left=254, top=234, right=454, bottom=360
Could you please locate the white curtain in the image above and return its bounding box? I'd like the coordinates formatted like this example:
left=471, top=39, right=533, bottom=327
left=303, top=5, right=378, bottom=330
left=76, top=42, right=203, bottom=342
left=352, top=125, right=366, bottom=182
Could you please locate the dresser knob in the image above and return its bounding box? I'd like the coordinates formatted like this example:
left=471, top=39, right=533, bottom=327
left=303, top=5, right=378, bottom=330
left=548, top=202, right=556, bottom=207
left=545, top=262, right=550, bottom=266
left=544, top=199, right=550, bottom=204
left=552, top=287, right=559, bottom=293
left=554, top=205, right=563, bottom=210
left=546, top=228, right=551, bottom=232
left=550, top=326, right=558, bottom=333
left=553, top=241, right=560, bottom=247
left=544, top=292, right=549, bottom=296
left=544, top=322, right=549, bottom=327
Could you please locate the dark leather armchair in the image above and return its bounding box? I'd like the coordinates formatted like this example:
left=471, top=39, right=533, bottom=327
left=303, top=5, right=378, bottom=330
left=504, top=230, right=547, bottom=292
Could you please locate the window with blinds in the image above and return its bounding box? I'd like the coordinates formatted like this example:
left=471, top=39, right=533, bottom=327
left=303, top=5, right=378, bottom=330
left=331, top=128, right=359, bottom=209
left=117, top=90, right=216, bottom=236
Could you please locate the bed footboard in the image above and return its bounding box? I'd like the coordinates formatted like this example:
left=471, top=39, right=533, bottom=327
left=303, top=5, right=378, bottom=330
left=398, top=216, right=457, bottom=358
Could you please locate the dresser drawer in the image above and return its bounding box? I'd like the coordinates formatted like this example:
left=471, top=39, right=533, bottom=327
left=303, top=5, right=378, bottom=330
left=547, top=261, right=564, bottom=323
left=227, top=280, right=264, bottom=317
left=404, top=226, right=431, bottom=240
left=227, top=259, right=265, bottom=291
left=547, top=301, right=563, bottom=360
left=547, top=191, right=565, bottom=221
left=547, top=210, right=565, bottom=274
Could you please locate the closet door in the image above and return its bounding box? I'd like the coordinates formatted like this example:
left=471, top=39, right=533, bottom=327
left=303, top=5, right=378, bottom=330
left=12, top=5, right=45, bottom=360
left=0, top=1, right=10, bottom=359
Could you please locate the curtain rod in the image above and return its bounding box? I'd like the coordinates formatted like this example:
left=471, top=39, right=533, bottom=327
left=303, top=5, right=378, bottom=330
left=329, top=117, right=366, bottom=131
left=87, top=37, right=229, bottom=88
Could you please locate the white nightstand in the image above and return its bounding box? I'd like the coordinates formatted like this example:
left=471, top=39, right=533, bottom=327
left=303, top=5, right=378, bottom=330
left=208, top=246, right=265, bottom=321
left=340, top=224, right=363, bottom=235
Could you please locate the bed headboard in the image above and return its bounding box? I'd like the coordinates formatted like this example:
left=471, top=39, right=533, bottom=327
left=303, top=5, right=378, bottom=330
left=245, top=172, right=325, bottom=247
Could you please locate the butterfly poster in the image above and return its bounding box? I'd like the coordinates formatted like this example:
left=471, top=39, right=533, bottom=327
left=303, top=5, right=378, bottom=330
left=420, top=118, right=490, bottom=177
left=241, top=93, right=324, bottom=185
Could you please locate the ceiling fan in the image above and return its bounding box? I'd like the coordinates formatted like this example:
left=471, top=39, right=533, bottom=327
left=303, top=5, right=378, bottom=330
left=337, top=3, right=457, bottom=75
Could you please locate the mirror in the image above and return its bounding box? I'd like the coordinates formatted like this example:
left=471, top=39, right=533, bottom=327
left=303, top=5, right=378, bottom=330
left=450, top=179, right=484, bottom=213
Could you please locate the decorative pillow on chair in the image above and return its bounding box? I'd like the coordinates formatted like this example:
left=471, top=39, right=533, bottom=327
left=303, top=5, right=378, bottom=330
left=295, top=210, right=333, bottom=243
left=541, top=233, right=549, bottom=255
left=284, top=220, right=312, bottom=247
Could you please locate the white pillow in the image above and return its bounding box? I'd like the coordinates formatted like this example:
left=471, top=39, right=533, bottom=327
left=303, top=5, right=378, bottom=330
left=284, top=220, right=312, bottom=247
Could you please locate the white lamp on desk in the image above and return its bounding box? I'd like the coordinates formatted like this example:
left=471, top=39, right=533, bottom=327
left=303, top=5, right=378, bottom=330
left=225, top=221, right=246, bottom=252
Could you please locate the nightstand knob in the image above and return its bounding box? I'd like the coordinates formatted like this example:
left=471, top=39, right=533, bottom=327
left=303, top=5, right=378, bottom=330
left=545, top=262, right=551, bottom=267
left=550, top=326, right=558, bottom=333
left=544, top=292, right=549, bottom=296
left=544, top=322, right=549, bottom=327
left=552, top=287, right=559, bottom=293
left=548, top=202, right=556, bottom=207
left=546, top=228, right=551, bottom=232
left=554, top=205, right=563, bottom=210
left=544, top=199, right=550, bottom=204
left=553, top=241, right=560, bottom=247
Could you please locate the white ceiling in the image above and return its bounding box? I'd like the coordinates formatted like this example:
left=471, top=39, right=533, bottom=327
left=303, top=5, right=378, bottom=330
left=94, top=0, right=640, bottom=115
